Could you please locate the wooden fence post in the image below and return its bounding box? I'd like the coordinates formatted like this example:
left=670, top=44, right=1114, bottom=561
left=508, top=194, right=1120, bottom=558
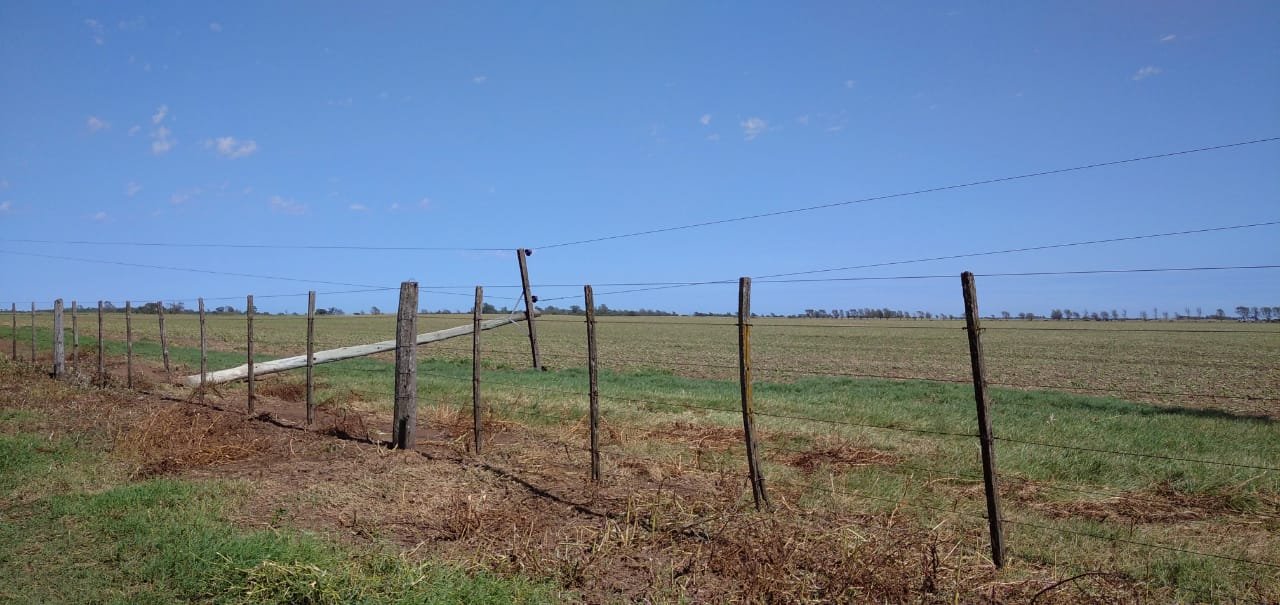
left=30, top=302, right=36, bottom=362
left=52, top=299, right=65, bottom=378
left=585, top=285, right=601, bottom=482
left=472, top=286, right=483, bottom=454
left=961, top=271, right=1006, bottom=568
left=97, top=301, right=105, bottom=387
left=737, top=277, right=769, bottom=510
left=198, top=298, right=207, bottom=397
left=306, top=291, right=316, bottom=426
left=124, top=301, right=133, bottom=388
left=10, top=303, right=15, bottom=361
left=158, top=302, right=171, bottom=379
left=247, top=295, right=255, bottom=414
left=516, top=248, right=543, bottom=370
left=70, top=301, right=78, bottom=372
left=392, top=282, right=419, bottom=449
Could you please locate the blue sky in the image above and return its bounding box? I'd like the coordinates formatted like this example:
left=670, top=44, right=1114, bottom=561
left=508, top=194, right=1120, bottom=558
left=1, top=1, right=1278, bottom=316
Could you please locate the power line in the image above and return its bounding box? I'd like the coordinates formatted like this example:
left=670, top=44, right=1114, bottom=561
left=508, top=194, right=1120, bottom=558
left=533, top=137, right=1280, bottom=250
left=0, top=238, right=510, bottom=252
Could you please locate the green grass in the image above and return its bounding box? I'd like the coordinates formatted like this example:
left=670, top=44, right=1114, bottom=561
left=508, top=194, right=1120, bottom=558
left=0, top=414, right=563, bottom=604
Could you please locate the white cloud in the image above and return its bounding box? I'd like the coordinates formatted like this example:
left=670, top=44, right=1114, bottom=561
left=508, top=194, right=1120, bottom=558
left=418, top=197, right=432, bottom=209
left=125, top=181, right=142, bottom=197
left=209, top=22, right=223, bottom=33
left=269, top=195, right=306, bottom=215
left=388, top=202, right=401, bottom=211
left=0, top=201, right=11, bottom=214
left=1132, top=65, right=1163, bottom=81
left=84, top=19, right=104, bottom=45
left=845, top=79, right=855, bottom=89
left=117, top=16, right=146, bottom=31
left=205, top=136, right=258, bottom=159
left=86, top=116, right=110, bottom=132
left=151, top=104, right=169, bottom=124
left=1160, top=34, right=1176, bottom=43
left=91, top=211, right=109, bottom=223
left=169, top=188, right=201, bottom=205
left=741, top=117, right=767, bottom=140
left=796, top=115, right=810, bottom=126
left=127, top=124, right=141, bottom=136
left=699, top=114, right=712, bottom=126
left=151, top=125, right=175, bottom=154
left=348, top=203, right=368, bottom=212
left=472, top=75, right=488, bottom=84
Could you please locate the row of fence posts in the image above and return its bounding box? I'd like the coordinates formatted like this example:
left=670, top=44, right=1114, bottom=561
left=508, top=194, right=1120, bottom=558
left=12, top=267, right=1005, bottom=568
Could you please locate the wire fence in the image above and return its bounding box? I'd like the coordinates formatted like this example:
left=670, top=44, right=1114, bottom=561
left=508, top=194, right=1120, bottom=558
left=3, top=266, right=1278, bottom=601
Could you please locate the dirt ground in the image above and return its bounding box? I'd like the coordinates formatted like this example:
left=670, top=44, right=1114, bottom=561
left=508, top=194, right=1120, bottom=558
left=0, top=346, right=1182, bottom=603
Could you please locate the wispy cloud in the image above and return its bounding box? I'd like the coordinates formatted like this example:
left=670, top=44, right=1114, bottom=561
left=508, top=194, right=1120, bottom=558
left=472, top=75, right=488, bottom=84
left=269, top=195, right=306, bottom=215
left=741, top=117, right=767, bottom=140
left=151, top=104, right=168, bottom=124
left=127, top=124, right=141, bottom=136
left=844, top=79, right=855, bottom=89
left=1132, top=65, right=1163, bottom=81
left=388, top=202, right=401, bottom=211
left=418, top=197, right=432, bottom=209
left=91, top=211, right=109, bottom=223
left=699, top=114, right=712, bottom=126
left=796, top=115, right=810, bottom=126
left=0, top=201, right=12, bottom=214
left=209, top=22, right=223, bottom=33
left=205, top=136, right=258, bottom=159
left=170, top=188, right=201, bottom=205
left=327, top=97, right=353, bottom=107
left=1160, top=34, right=1176, bottom=43
left=348, top=203, right=368, bottom=212
left=706, top=133, right=721, bottom=142
left=125, top=181, right=142, bottom=197
left=86, top=116, right=110, bottom=133
left=117, top=16, right=146, bottom=31
left=84, top=19, right=104, bottom=45
left=150, top=105, right=174, bottom=154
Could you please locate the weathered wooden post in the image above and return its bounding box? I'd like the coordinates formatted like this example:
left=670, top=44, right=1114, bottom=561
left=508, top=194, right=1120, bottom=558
left=97, top=301, right=105, bottom=387
left=472, top=286, right=483, bottom=454
left=392, top=281, right=419, bottom=449
left=52, top=299, right=65, bottom=378
left=157, top=302, right=171, bottom=378
left=29, top=302, right=36, bottom=362
left=198, top=298, right=207, bottom=396
left=306, top=291, right=316, bottom=426
left=125, top=301, right=133, bottom=388
left=70, top=300, right=79, bottom=372
left=9, top=303, right=15, bottom=360
left=737, top=277, right=768, bottom=510
left=961, top=271, right=1006, bottom=568
left=247, top=295, right=255, bottom=414
left=516, top=248, right=543, bottom=370
left=585, top=285, right=601, bottom=482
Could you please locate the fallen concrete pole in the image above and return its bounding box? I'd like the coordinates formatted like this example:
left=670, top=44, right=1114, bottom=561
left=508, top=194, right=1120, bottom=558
left=183, top=312, right=536, bottom=387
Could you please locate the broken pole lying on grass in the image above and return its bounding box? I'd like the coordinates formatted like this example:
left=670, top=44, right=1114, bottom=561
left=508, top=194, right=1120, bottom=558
left=52, top=299, right=64, bottom=378
left=961, top=271, right=1006, bottom=568
left=181, top=310, right=540, bottom=387
left=737, top=277, right=769, bottom=511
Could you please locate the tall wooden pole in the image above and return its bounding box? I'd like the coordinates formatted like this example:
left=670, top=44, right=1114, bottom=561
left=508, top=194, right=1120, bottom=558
left=96, top=301, right=105, bottom=387
left=737, top=277, right=768, bottom=510
left=247, top=295, right=255, bottom=414
left=9, top=303, right=15, bottom=361
left=52, top=299, right=65, bottom=378
left=392, top=282, right=419, bottom=449
left=472, top=286, right=484, bottom=454
left=124, top=301, right=133, bottom=388
left=198, top=298, right=207, bottom=396
left=516, top=248, right=543, bottom=370
left=70, top=300, right=78, bottom=372
left=306, top=291, right=316, bottom=426
left=585, top=285, right=601, bottom=482
left=961, top=271, right=1006, bottom=568
left=29, top=302, right=36, bottom=362
left=158, top=302, right=171, bottom=379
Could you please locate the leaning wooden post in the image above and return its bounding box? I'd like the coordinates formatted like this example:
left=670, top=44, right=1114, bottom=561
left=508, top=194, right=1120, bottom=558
left=70, top=300, right=79, bottom=372
left=157, top=302, right=171, bottom=379
left=247, top=295, right=255, bottom=414
left=585, top=285, right=601, bottom=482
left=52, top=299, right=65, bottom=378
left=737, top=277, right=769, bottom=510
left=30, top=301, right=36, bottom=362
left=9, top=303, right=15, bottom=360
left=198, top=298, right=207, bottom=396
left=124, top=301, right=133, bottom=388
left=516, top=248, right=543, bottom=370
left=96, top=301, right=105, bottom=387
left=472, top=286, right=483, bottom=454
left=392, top=281, right=419, bottom=449
left=306, top=291, right=316, bottom=426
left=961, top=271, right=1006, bottom=568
